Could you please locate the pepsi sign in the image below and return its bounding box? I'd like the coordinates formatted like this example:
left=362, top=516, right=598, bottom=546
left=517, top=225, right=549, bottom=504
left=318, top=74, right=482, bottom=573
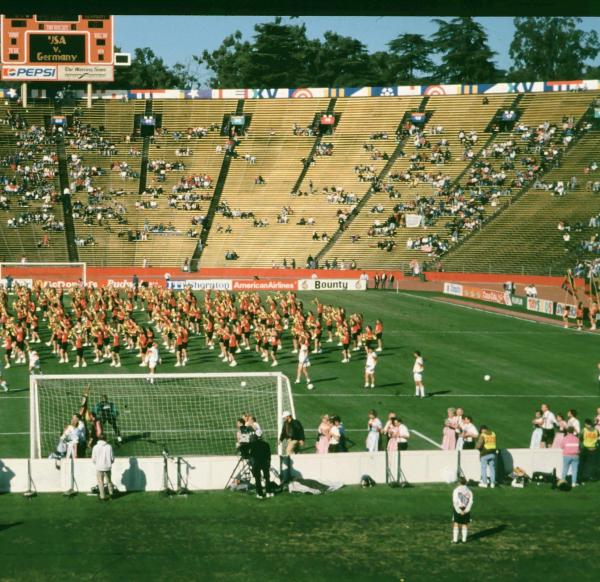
left=1, top=66, right=57, bottom=80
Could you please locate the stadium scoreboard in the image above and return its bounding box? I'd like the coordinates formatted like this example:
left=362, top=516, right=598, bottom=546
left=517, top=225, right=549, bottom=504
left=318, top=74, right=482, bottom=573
left=1, top=14, right=115, bottom=81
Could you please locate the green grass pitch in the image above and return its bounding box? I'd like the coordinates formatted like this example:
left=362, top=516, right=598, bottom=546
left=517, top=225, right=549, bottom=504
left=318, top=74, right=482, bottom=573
left=1, top=289, right=599, bottom=581
left=1, top=290, right=599, bottom=457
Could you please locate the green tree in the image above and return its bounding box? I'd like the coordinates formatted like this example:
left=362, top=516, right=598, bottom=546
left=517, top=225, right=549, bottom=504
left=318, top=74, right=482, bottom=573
left=312, top=32, right=373, bottom=86
left=431, top=17, right=502, bottom=83
left=508, top=17, right=600, bottom=81
left=244, top=18, right=313, bottom=87
left=111, top=47, right=196, bottom=89
left=387, top=33, right=434, bottom=83
left=195, top=31, right=252, bottom=88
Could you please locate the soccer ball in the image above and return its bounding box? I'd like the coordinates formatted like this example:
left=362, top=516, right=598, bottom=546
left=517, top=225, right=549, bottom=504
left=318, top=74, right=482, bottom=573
left=484, top=375, right=491, bottom=381
left=307, top=383, right=314, bottom=390
left=240, top=381, right=247, bottom=387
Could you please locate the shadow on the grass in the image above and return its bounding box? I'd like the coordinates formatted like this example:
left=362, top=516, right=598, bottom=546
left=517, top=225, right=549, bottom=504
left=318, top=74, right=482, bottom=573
left=469, top=524, right=507, bottom=541
left=429, top=390, right=452, bottom=396
left=0, top=522, right=23, bottom=533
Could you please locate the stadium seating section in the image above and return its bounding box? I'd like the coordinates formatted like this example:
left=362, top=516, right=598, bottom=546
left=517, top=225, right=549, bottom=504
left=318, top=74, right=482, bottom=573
left=0, top=90, right=599, bottom=273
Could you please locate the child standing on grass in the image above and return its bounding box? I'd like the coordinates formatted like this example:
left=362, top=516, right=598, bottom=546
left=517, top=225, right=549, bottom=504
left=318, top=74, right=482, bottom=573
left=452, top=477, right=473, bottom=544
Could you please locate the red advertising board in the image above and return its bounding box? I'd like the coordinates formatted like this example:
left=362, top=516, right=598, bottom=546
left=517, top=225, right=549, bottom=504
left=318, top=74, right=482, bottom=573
left=462, top=285, right=512, bottom=306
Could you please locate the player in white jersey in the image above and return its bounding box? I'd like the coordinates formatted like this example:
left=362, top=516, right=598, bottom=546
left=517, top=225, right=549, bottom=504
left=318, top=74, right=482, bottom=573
left=364, top=346, right=378, bottom=389
left=413, top=350, right=425, bottom=398
left=452, top=477, right=474, bottom=543
left=295, top=337, right=311, bottom=385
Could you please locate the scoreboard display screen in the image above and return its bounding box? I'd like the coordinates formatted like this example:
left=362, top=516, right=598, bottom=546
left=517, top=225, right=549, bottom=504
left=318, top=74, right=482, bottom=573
left=29, top=34, right=86, bottom=64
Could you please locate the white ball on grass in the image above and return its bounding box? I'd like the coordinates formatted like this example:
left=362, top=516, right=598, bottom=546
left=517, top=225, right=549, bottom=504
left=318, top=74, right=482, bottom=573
left=484, top=375, right=491, bottom=382
left=307, top=383, right=314, bottom=390
left=240, top=381, right=247, bottom=387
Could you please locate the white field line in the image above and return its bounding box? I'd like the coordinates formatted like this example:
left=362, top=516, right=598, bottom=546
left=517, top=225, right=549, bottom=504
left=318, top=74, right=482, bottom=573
left=400, top=291, right=600, bottom=336
left=411, top=429, right=443, bottom=449
left=294, top=393, right=597, bottom=398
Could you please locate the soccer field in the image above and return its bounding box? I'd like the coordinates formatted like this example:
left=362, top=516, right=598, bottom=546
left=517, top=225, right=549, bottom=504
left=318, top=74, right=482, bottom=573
left=1, top=289, right=600, bottom=582
left=0, top=484, right=599, bottom=581
left=1, top=290, right=599, bottom=458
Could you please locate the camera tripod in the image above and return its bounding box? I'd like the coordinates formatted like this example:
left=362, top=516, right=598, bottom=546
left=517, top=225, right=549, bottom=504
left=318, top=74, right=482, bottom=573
left=224, top=455, right=281, bottom=492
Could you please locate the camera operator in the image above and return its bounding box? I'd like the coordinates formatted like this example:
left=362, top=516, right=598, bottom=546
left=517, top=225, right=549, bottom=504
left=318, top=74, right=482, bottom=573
left=248, top=434, right=273, bottom=499
left=236, top=418, right=254, bottom=459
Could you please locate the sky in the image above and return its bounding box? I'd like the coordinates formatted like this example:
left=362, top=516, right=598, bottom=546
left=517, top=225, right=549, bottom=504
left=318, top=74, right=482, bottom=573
left=116, top=16, right=600, bottom=85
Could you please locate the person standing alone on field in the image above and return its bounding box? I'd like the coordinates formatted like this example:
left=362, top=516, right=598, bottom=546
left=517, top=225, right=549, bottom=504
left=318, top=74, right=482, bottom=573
left=452, top=477, right=473, bottom=544
left=91, top=433, right=114, bottom=501
left=413, top=351, right=425, bottom=398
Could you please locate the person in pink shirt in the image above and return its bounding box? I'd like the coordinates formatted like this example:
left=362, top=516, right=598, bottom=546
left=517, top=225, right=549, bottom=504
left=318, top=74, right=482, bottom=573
left=442, top=408, right=458, bottom=450
left=316, top=415, right=331, bottom=454
left=561, top=427, right=580, bottom=486
left=552, top=413, right=568, bottom=448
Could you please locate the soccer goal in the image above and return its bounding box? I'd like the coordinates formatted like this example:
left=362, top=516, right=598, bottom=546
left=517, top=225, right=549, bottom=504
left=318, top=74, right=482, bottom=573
left=0, top=262, right=87, bottom=288
left=30, top=372, right=295, bottom=459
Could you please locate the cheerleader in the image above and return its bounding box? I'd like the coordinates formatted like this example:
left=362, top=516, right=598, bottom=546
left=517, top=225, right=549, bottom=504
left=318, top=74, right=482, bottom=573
left=366, top=410, right=382, bottom=452
left=268, top=329, right=279, bottom=367
left=442, top=408, right=457, bottom=450
left=316, top=415, right=331, bottom=454
left=375, top=319, right=383, bottom=352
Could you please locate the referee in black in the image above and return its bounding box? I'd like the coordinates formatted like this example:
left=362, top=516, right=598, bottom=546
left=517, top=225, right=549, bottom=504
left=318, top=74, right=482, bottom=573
left=248, top=435, right=273, bottom=499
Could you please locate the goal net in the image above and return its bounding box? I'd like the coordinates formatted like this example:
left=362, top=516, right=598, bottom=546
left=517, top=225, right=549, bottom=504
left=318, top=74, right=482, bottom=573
left=0, top=262, right=87, bottom=289
left=30, top=372, right=295, bottom=458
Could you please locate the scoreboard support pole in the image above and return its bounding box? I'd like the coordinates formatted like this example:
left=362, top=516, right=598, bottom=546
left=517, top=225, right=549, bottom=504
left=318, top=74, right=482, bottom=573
left=86, top=83, right=93, bottom=109
left=21, top=83, right=28, bottom=107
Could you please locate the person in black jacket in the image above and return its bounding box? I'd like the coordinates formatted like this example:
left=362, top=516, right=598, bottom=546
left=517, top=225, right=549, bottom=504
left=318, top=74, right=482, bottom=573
left=248, top=436, right=273, bottom=499
left=279, top=411, right=305, bottom=455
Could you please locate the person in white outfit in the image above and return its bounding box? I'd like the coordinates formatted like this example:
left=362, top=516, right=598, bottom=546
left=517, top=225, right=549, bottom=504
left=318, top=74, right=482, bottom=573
left=146, top=342, right=160, bottom=384
left=413, top=350, right=425, bottom=398
left=366, top=410, right=382, bottom=452
left=91, top=434, right=114, bottom=500
left=364, top=347, right=378, bottom=389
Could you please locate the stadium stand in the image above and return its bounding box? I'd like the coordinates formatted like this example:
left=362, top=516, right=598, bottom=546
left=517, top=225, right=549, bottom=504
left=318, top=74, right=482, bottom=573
left=0, top=91, right=599, bottom=273
left=0, top=102, right=68, bottom=263
left=441, top=92, right=599, bottom=274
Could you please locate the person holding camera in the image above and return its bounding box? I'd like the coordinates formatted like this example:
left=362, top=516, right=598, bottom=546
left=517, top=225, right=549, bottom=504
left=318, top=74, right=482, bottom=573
left=248, top=435, right=273, bottom=499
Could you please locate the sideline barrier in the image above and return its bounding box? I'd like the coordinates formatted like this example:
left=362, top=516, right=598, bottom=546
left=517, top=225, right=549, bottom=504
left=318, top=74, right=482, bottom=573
left=0, top=448, right=563, bottom=493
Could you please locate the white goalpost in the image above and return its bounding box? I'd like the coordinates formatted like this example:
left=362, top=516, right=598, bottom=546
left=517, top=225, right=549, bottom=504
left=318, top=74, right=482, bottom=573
left=30, top=372, right=295, bottom=459
left=0, top=262, right=87, bottom=288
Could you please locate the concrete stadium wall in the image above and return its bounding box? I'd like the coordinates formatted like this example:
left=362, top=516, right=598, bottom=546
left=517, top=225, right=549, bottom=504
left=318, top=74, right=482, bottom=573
left=0, top=448, right=563, bottom=494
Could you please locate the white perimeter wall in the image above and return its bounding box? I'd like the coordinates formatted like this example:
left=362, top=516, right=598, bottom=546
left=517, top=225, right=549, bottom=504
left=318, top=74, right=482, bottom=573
left=0, top=448, right=564, bottom=493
